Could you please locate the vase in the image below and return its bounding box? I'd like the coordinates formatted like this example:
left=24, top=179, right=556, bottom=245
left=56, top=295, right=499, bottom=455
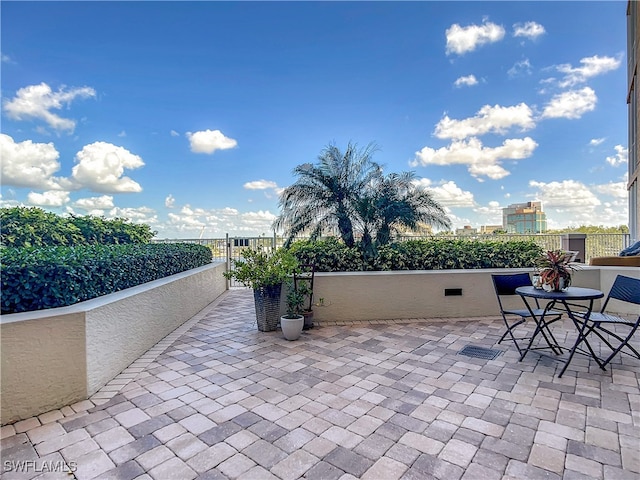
left=281, top=315, right=304, bottom=340
left=253, top=284, right=282, bottom=332
left=542, top=276, right=570, bottom=292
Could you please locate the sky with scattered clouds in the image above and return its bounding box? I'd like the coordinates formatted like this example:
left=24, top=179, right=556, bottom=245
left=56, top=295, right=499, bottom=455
left=0, top=1, right=630, bottom=238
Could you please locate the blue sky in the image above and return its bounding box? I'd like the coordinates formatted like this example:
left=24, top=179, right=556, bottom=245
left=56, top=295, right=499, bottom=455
left=1, top=1, right=630, bottom=238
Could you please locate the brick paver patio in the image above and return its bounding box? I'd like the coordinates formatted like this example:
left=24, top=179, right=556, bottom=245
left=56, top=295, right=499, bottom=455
left=1, top=288, right=639, bottom=479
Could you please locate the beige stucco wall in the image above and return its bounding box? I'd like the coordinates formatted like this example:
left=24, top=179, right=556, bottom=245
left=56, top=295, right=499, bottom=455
left=86, top=262, right=228, bottom=394
left=309, top=267, right=617, bottom=322
left=1, top=313, right=87, bottom=424
left=1, top=262, right=227, bottom=424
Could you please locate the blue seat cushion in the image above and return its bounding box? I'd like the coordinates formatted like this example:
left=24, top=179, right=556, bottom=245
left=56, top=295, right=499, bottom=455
left=620, top=240, right=640, bottom=257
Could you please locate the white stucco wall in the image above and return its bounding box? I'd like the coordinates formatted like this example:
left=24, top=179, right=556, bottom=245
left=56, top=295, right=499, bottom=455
left=1, top=262, right=227, bottom=424
left=85, top=262, right=228, bottom=394
left=1, top=313, right=87, bottom=424
left=309, top=267, right=610, bottom=322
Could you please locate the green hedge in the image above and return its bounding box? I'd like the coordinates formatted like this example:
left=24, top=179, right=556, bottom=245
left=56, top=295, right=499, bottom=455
left=1, top=243, right=212, bottom=314
left=287, top=238, right=542, bottom=271
left=0, top=207, right=156, bottom=247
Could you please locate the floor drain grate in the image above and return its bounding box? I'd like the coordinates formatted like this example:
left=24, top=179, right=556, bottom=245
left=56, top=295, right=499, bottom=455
left=458, top=345, right=502, bottom=360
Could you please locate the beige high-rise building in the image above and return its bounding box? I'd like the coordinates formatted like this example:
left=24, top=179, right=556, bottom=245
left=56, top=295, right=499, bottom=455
left=628, top=1, right=639, bottom=240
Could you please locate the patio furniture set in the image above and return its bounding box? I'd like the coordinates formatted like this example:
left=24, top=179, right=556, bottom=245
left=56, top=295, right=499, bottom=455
left=491, top=272, right=640, bottom=379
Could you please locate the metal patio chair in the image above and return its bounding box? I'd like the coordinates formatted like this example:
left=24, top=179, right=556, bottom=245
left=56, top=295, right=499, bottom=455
left=491, top=273, right=563, bottom=356
left=572, top=275, right=640, bottom=369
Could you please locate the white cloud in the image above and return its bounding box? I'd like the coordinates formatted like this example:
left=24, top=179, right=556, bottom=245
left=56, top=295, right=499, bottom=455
left=589, top=138, right=605, bottom=146
left=73, top=195, right=115, bottom=211
left=529, top=179, right=601, bottom=208
left=556, top=55, right=621, bottom=88
left=108, top=206, right=158, bottom=224
left=2, top=82, right=96, bottom=133
left=244, top=180, right=278, bottom=190
left=170, top=130, right=179, bottom=137
left=445, top=19, right=505, bottom=55
left=513, top=21, right=545, bottom=40
left=71, top=142, right=144, bottom=193
left=165, top=194, right=176, bottom=208
left=186, top=129, right=237, bottom=154
left=414, top=179, right=475, bottom=207
left=156, top=201, right=277, bottom=238
left=1, top=53, right=12, bottom=63
left=541, top=87, right=597, bottom=119
left=117, top=131, right=126, bottom=137
left=412, top=136, right=538, bottom=180
left=27, top=190, right=70, bottom=207
left=453, top=75, right=478, bottom=88
left=507, top=59, right=532, bottom=78
left=0, top=134, right=71, bottom=190
left=434, top=103, right=535, bottom=140
left=531, top=179, right=628, bottom=228
left=605, top=145, right=628, bottom=167
left=593, top=181, right=627, bottom=199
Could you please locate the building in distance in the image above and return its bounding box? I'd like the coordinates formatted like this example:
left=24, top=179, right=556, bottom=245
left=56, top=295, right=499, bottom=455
left=502, top=201, right=547, bottom=234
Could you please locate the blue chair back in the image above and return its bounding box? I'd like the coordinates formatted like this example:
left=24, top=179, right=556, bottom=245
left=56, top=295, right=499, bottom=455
left=603, top=275, right=640, bottom=309
left=492, top=273, right=533, bottom=296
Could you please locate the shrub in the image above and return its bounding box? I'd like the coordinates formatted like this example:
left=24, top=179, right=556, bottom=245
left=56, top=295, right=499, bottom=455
left=1, top=243, right=212, bottom=314
left=286, top=238, right=365, bottom=271
left=287, top=238, right=542, bottom=271
left=0, top=207, right=156, bottom=247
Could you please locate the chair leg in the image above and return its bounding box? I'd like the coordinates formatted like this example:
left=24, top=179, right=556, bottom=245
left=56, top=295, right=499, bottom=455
left=558, top=319, right=606, bottom=378
left=598, top=324, right=640, bottom=367
left=499, top=318, right=526, bottom=345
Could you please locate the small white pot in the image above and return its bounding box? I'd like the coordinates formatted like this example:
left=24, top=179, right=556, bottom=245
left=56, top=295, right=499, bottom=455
left=280, top=315, right=304, bottom=341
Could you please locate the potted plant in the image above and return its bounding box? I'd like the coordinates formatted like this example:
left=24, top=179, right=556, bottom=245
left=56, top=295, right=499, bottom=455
left=535, top=249, right=578, bottom=292
left=280, top=282, right=305, bottom=340
left=294, top=263, right=315, bottom=330
left=223, top=248, right=298, bottom=331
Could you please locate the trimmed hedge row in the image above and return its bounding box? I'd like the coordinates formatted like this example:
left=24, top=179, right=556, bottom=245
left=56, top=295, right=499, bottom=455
left=1, top=243, right=212, bottom=314
left=0, top=207, right=156, bottom=247
left=287, top=238, right=542, bottom=271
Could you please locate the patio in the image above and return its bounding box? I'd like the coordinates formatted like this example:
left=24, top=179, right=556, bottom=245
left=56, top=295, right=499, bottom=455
left=1, top=288, right=638, bottom=480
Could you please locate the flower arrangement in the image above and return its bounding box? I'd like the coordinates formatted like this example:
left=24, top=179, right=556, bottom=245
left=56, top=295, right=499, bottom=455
left=535, top=249, right=578, bottom=292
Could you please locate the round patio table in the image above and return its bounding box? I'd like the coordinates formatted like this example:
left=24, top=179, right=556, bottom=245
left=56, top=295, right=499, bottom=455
left=515, top=286, right=604, bottom=377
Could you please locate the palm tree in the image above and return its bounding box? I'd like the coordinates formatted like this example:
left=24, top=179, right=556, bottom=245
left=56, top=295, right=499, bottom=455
left=372, top=171, right=451, bottom=246
left=274, top=142, right=381, bottom=247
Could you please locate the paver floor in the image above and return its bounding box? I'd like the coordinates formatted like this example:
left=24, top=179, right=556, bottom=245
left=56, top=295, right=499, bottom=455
left=1, top=288, right=639, bottom=480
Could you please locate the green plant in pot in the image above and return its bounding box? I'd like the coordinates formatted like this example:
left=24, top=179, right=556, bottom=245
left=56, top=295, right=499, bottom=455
left=281, top=281, right=305, bottom=340
left=223, top=247, right=298, bottom=332
left=294, top=263, right=315, bottom=330
left=535, top=249, right=577, bottom=292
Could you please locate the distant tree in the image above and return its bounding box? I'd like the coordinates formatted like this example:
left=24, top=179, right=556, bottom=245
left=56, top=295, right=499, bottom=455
left=546, top=225, right=629, bottom=234
left=274, top=142, right=381, bottom=247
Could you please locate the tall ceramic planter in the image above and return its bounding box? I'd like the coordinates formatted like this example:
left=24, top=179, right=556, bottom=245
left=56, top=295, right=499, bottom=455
left=253, top=284, right=282, bottom=332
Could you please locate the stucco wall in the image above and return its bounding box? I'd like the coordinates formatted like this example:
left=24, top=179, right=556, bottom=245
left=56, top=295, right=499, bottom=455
left=308, top=267, right=615, bottom=322
left=86, top=262, right=228, bottom=394
left=1, top=262, right=227, bottom=425
left=1, top=313, right=87, bottom=424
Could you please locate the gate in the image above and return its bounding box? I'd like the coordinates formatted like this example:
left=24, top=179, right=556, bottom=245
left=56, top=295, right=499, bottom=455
left=225, top=233, right=277, bottom=287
